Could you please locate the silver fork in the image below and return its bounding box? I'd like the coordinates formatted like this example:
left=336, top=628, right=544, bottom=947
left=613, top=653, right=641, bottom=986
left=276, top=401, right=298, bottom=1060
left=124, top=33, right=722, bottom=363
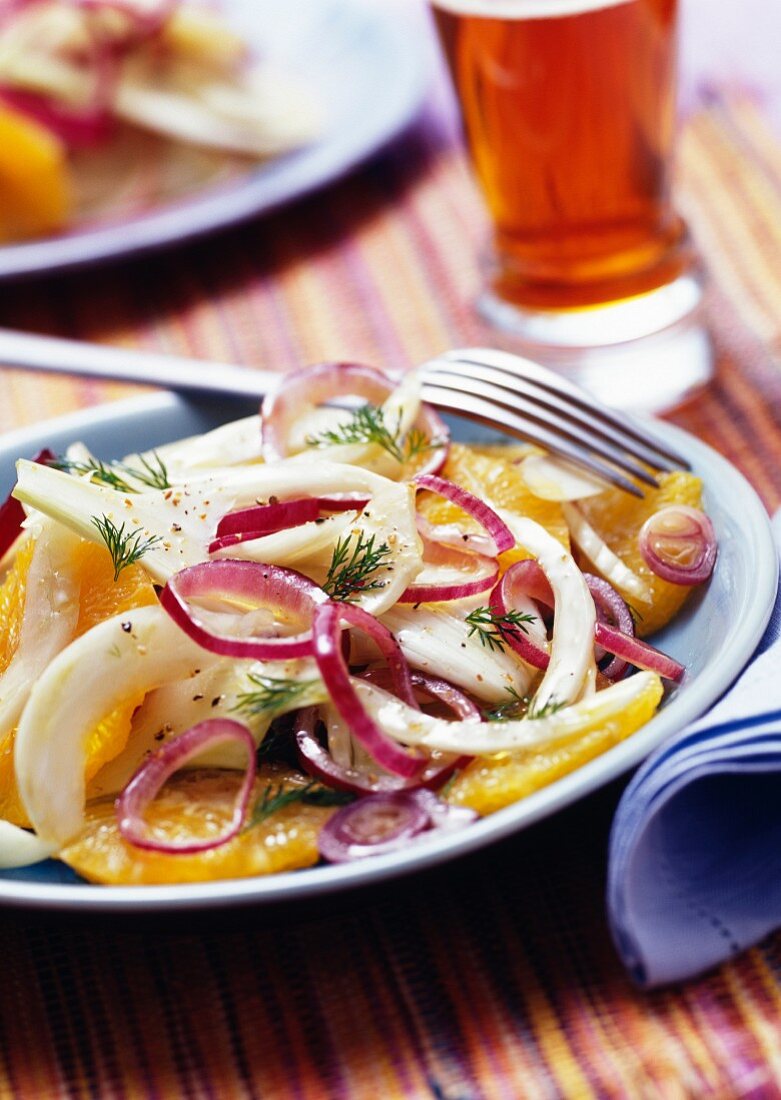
left=0, top=328, right=688, bottom=496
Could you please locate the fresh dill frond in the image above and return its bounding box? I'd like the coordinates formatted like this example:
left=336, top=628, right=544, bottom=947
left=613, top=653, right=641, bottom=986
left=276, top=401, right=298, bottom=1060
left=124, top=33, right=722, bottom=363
left=306, top=404, right=441, bottom=466
left=482, top=687, right=565, bottom=722
left=233, top=674, right=319, bottom=719
left=483, top=686, right=529, bottom=722
left=402, top=427, right=442, bottom=463
left=120, top=451, right=170, bottom=490
left=465, top=606, right=537, bottom=653
left=527, top=696, right=566, bottom=720
left=307, top=405, right=404, bottom=461
left=323, top=530, right=392, bottom=602
left=246, top=781, right=353, bottom=829
left=49, top=455, right=137, bottom=493
left=91, top=515, right=161, bottom=580
left=50, top=450, right=171, bottom=492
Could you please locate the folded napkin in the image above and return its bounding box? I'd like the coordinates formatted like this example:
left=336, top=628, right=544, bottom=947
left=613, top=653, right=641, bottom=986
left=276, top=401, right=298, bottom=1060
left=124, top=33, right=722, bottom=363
left=608, top=512, right=781, bottom=987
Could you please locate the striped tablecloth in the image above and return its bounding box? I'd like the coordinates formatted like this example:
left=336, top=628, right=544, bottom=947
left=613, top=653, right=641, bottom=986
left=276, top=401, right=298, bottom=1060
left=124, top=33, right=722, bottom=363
left=1, top=81, right=781, bottom=1099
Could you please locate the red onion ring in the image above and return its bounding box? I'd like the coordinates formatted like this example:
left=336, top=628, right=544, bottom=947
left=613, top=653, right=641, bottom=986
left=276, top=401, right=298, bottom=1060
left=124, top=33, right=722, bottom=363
left=639, top=505, right=717, bottom=586
left=414, top=473, right=515, bottom=556
left=160, top=560, right=329, bottom=659
left=491, top=561, right=552, bottom=670
left=399, top=538, right=498, bottom=603
left=317, top=788, right=477, bottom=863
left=216, top=498, right=320, bottom=539
left=583, top=573, right=635, bottom=681
left=260, top=361, right=449, bottom=474
left=295, top=669, right=475, bottom=794
left=0, top=448, right=55, bottom=560
left=312, top=602, right=424, bottom=778
left=593, top=624, right=685, bottom=682
left=317, top=790, right=431, bottom=862
left=116, top=719, right=256, bottom=854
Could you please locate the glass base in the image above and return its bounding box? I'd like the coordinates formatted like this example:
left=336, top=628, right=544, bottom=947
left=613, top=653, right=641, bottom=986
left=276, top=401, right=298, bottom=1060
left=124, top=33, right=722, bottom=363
left=476, top=272, right=713, bottom=414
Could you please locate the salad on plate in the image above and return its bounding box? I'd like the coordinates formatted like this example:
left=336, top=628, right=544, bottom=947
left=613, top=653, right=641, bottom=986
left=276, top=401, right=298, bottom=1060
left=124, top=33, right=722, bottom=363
left=0, top=362, right=717, bottom=884
left=0, top=0, right=319, bottom=242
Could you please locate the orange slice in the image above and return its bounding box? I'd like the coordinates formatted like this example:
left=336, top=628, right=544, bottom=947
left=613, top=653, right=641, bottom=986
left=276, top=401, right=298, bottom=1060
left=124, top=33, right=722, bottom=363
left=575, top=470, right=703, bottom=637
left=0, top=540, right=158, bottom=826
left=445, top=672, right=663, bottom=815
left=0, top=104, right=71, bottom=242
left=62, top=767, right=335, bottom=885
left=418, top=444, right=570, bottom=569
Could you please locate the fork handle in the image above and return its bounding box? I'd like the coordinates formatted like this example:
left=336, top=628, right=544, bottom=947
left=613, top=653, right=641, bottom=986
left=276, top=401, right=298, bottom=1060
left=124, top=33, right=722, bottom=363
left=0, top=327, right=277, bottom=402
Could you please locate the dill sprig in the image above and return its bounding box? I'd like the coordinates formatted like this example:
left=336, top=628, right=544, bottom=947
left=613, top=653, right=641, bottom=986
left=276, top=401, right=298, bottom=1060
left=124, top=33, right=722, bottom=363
left=246, top=780, right=353, bottom=830
left=483, top=686, right=528, bottom=722
left=49, top=451, right=170, bottom=492
left=49, top=456, right=137, bottom=493
left=91, top=515, right=161, bottom=580
left=122, top=452, right=170, bottom=490
left=306, top=404, right=442, bottom=466
left=465, top=606, right=537, bottom=653
left=527, top=696, right=566, bottom=720
left=482, top=686, right=565, bottom=722
left=323, top=530, right=392, bottom=602
left=233, top=674, right=319, bottom=719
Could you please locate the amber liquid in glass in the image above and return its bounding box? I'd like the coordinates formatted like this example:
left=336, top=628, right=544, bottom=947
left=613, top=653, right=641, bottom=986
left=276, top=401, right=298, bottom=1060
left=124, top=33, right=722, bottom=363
left=432, top=0, right=691, bottom=311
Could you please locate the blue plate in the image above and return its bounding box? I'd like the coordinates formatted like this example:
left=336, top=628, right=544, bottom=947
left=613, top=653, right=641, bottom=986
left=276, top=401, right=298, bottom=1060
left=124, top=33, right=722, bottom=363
left=0, top=0, right=429, bottom=281
left=0, top=394, right=775, bottom=910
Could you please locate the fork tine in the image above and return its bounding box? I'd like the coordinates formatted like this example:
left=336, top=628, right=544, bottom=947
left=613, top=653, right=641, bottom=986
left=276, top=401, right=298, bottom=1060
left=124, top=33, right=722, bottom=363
left=420, top=384, right=646, bottom=497
left=427, top=359, right=676, bottom=475
left=436, top=347, right=691, bottom=470
left=424, top=369, right=659, bottom=488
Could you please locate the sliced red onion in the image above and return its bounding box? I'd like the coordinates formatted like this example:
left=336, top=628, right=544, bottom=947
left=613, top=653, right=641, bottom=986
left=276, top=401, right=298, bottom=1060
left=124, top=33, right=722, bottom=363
left=295, top=706, right=465, bottom=795
left=491, top=560, right=552, bottom=670
left=414, top=473, right=515, bottom=556
left=639, top=505, right=717, bottom=585
left=362, top=667, right=481, bottom=721
left=317, top=788, right=477, bottom=863
left=594, top=623, right=685, bottom=682
left=160, top=560, right=329, bottom=659
left=0, top=448, right=55, bottom=560
left=116, top=719, right=256, bottom=854
left=216, top=498, right=320, bottom=538
left=415, top=514, right=496, bottom=558
left=314, top=495, right=370, bottom=513
left=260, top=361, right=449, bottom=473
left=295, top=669, right=474, bottom=794
left=312, top=602, right=424, bottom=778
left=584, top=573, right=635, bottom=681
left=399, top=538, right=498, bottom=604
left=318, top=791, right=430, bottom=862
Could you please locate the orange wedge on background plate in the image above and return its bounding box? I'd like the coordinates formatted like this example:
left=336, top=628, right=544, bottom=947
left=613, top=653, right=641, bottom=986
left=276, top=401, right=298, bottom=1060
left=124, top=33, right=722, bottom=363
left=0, top=103, right=72, bottom=242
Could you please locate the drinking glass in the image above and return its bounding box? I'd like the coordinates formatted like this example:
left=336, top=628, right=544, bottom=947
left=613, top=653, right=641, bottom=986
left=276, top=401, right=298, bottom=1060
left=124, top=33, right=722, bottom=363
left=431, top=0, right=711, bottom=410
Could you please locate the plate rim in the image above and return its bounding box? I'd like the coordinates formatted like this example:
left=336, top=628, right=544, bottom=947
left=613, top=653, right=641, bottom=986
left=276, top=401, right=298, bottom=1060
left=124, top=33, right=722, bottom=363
left=0, top=392, right=775, bottom=911
left=0, top=0, right=430, bottom=281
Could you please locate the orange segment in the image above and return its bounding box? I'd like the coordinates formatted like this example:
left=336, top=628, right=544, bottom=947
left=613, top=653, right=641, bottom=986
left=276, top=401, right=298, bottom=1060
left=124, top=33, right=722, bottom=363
left=0, top=104, right=71, bottom=242
left=418, top=444, right=570, bottom=569
left=445, top=672, right=662, bottom=815
left=62, top=767, right=335, bottom=885
left=0, top=539, right=157, bottom=826
left=575, top=470, right=703, bottom=636
left=0, top=538, right=35, bottom=675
